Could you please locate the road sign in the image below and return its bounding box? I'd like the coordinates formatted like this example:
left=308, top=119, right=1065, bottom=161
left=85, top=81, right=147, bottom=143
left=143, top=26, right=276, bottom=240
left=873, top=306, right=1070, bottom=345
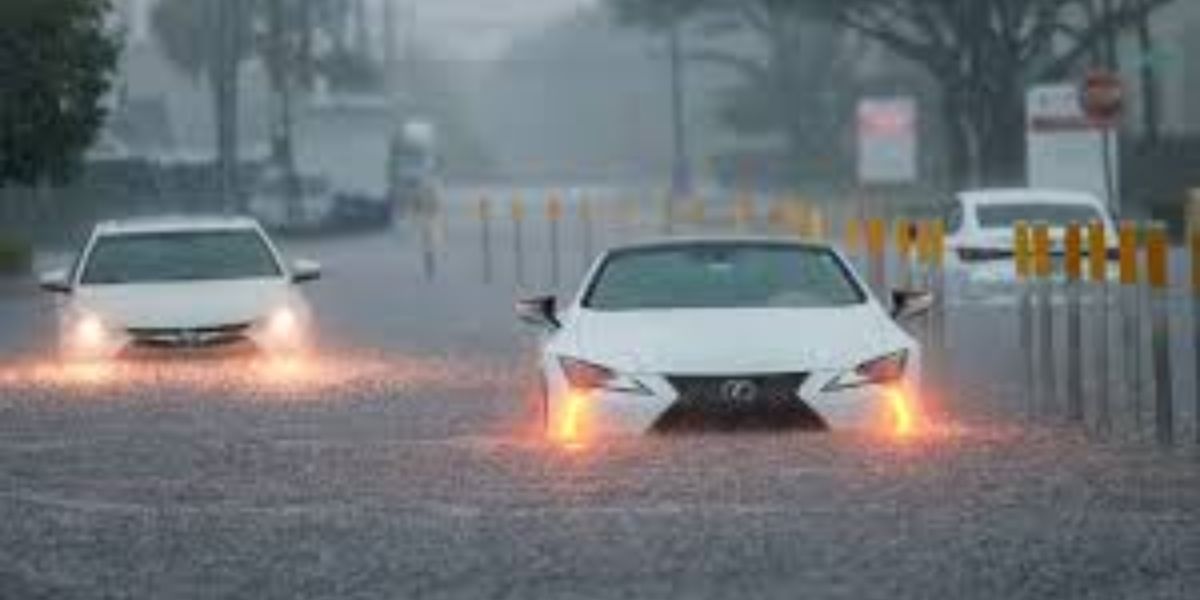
left=1080, top=70, right=1124, bottom=126
left=856, top=97, right=918, bottom=184
left=1026, top=83, right=1119, bottom=210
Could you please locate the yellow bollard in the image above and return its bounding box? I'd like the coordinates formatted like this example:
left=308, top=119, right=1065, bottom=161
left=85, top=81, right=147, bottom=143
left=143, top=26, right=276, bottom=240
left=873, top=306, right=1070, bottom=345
left=1014, top=221, right=1032, bottom=281
left=1118, top=221, right=1138, bottom=285
left=810, top=209, right=826, bottom=242
left=767, top=200, right=786, bottom=229
left=844, top=218, right=862, bottom=255
left=1032, top=222, right=1052, bottom=280
left=1088, top=221, right=1108, bottom=284
left=1146, top=224, right=1168, bottom=291
left=1193, top=228, right=1200, bottom=297
left=894, top=218, right=913, bottom=259
left=1065, top=222, right=1083, bottom=282
left=733, top=194, right=751, bottom=230
left=547, top=194, right=563, bottom=222
left=866, top=218, right=887, bottom=258
left=791, top=202, right=811, bottom=239
left=511, top=195, right=525, bottom=221
left=866, top=218, right=887, bottom=292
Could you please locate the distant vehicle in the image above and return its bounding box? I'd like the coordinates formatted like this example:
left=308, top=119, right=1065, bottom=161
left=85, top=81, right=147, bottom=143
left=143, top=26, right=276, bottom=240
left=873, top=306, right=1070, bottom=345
left=39, top=216, right=321, bottom=361
left=388, top=118, right=441, bottom=214
left=945, top=188, right=1119, bottom=294
left=516, top=238, right=931, bottom=441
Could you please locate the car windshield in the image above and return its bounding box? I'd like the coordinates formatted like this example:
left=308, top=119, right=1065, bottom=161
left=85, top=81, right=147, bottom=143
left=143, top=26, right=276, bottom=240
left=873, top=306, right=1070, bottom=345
left=80, top=230, right=281, bottom=285
left=976, top=203, right=1104, bottom=229
left=585, top=244, right=865, bottom=311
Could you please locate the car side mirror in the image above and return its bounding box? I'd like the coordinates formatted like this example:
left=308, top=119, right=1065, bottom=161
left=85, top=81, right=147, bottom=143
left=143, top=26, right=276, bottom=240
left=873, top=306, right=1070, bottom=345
left=891, top=289, right=934, bottom=321
left=39, top=269, right=72, bottom=294
left=516, top=296, right=560, bottom=330
left=291, top=259, right=322, bottom=284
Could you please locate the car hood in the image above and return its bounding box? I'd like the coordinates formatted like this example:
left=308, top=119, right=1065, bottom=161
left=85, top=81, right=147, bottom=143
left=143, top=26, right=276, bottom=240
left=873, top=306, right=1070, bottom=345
left=565, top=305, right=910, bottom=374
left=74, top=279, right=293, bottom=330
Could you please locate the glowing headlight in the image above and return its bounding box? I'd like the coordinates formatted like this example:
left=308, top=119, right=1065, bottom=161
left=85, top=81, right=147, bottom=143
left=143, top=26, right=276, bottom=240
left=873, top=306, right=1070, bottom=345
left=268, top=307, right=299, bottom=339
left=824, top=350, right=908, bottom=391
left=558, top=357, right=649, bottom=395
left=74, top=314, right=107, bottom=348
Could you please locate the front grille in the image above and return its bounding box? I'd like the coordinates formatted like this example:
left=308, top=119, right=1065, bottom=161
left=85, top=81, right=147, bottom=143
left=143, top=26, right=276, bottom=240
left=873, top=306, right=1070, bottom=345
left=654, top=373, right=825, bottom=432
left=125, top=323, right=252, bottom=349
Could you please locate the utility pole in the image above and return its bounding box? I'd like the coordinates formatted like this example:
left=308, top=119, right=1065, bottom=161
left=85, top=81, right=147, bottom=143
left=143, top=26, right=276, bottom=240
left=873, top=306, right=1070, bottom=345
left=268, top=0, right=301, bottom=223
left=668, top=21, right=691, bottom=200
left=214, top=0, right=242, bottom=213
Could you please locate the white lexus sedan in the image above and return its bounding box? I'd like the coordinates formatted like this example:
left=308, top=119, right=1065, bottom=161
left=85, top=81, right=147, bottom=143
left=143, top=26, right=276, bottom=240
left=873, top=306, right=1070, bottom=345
left=39, top=216, right=320, bottom=361
left=945, top=188, right=1119, bottom=299
left=517, top=238, right=931, bottom=442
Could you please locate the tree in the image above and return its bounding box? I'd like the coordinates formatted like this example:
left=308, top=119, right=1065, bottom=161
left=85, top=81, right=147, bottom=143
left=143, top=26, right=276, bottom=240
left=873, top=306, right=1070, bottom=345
left=801, top=0, right=1178, bottom=187
left=0, top=0, right=120, bottom=186
left=612, top=0, right=1178, bottom=188
left=152, top=0, right=256, bottom=208
left=609, top=0, right=869, bottom=186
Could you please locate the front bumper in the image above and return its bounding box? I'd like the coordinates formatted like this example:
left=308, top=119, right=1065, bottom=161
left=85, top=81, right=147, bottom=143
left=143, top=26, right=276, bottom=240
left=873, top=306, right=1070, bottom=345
left=58, top=321, right=310, bottom=361
left=543, top=366, right=919, bottom=438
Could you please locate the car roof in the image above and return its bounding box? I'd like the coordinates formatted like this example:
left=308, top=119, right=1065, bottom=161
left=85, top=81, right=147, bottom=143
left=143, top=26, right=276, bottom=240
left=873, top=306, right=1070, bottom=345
left=604, top=235, right=834, bottom=254
left=957, top=188, right=1105, bottom=207
left=93, top=215, right=263, bottom=236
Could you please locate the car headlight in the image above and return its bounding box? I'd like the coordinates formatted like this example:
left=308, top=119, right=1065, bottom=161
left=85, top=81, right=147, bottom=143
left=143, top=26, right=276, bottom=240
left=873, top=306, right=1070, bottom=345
left=824, top=350, right=908, bottom=391
left=74, top=313, right=108, bottom=348
left=268, top=306, right=300, bottom=339
left=558, top=357, right=649, bottom=395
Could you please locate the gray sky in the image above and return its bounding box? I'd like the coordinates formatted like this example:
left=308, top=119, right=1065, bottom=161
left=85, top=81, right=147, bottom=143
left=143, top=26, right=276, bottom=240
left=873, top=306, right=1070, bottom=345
left=407, top=0, right=596, bottom=60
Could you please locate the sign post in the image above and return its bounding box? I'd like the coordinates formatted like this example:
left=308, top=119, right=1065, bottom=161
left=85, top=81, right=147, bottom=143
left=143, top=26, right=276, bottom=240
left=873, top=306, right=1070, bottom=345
left=1026, top=80, right=1122, bottom=213
left=856, top=97, right=918, bottom=185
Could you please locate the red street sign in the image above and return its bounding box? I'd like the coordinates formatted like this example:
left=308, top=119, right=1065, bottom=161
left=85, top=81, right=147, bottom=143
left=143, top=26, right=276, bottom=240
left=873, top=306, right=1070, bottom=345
left=1079, top=70, right=1124, bottom=126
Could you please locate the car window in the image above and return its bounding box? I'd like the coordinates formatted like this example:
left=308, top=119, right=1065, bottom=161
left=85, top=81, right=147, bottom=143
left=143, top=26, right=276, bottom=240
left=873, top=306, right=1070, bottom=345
left=584, top=244, right=866, bottom=311
left=80, top=230, right=282, bottom=285
left=976, top=203, right=1104, bottom=229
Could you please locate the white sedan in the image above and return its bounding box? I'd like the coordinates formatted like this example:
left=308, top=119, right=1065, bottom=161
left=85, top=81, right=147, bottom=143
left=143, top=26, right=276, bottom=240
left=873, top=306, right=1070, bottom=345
left=517, top=238, right=931, bottom=442
left=945, top=188, right=1119, bottom=299
left=39, top=216, right=320, bottom=361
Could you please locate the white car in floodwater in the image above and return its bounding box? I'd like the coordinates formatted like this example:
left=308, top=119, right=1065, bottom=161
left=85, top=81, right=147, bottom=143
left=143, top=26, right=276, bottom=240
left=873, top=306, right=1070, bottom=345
left=517, top=238, right=932, bottom=441
left=945, top=189, right=1119, bottom=300
left=39, top=216, right=321, bottom=361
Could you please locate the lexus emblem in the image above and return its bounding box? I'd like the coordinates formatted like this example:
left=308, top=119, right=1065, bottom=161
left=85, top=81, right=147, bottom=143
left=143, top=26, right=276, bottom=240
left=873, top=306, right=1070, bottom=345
left=720, top=379, right=759, bottom=404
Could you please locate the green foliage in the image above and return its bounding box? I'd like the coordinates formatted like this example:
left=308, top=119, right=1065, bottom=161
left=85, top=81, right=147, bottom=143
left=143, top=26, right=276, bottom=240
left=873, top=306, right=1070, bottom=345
left=0, top=0, right=120, bottom=186
left=0, top=236, right=33, bottom=275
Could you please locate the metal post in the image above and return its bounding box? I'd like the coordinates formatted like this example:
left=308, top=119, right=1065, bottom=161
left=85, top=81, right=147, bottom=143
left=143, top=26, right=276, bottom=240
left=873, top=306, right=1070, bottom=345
left=479, top=197, right=492, bottom=284
left=1033, top=222, right=1055, bottom=416
left=512, top=196, right=526, bottom=286
left=548, top=195, right=562, bottom=288
left=866, top=218, right=887, bottom=295
left=668, top=23, right=691, bottom=199
left=895, top=218, right=913, bottom=289
left=1193, top=229, right=1200, bottom=445
left=1146, top=224, right=1173, bottom=446
left=1065, top=223, right=1084, bottom=423
left=581, top=197, right=594, bottom=272
left=1088, top=221, right=1111, bottom=433
left=1015, top=221, right=1035, bottom=418
left=1119, top=221, right=1141, bottom=432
